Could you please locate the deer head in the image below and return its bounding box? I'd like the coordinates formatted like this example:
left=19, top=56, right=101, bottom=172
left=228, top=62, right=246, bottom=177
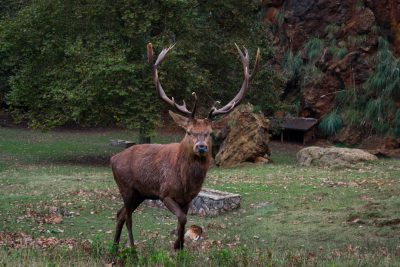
left=147, top=43, right=260, bottom=157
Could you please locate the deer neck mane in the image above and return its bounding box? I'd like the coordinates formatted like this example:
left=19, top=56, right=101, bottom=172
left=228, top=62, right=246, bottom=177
left=176, top=140, right=210, bottom=186
left=178, top=140, right=211, bottom=166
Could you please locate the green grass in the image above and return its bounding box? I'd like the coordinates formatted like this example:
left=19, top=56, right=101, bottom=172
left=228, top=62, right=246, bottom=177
left=0, top=127, right=400, bottom=266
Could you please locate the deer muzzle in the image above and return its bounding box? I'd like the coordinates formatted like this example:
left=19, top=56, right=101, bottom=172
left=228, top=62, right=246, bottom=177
left=195, top=144, right=208, bottom=155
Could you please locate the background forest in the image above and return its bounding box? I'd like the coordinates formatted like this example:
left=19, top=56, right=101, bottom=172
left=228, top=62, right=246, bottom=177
left=0, top=0, right=273, bottom=135
left=1, top=0, right=400, bottom=143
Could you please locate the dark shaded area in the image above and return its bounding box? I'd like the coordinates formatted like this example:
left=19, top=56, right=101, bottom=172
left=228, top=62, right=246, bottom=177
left=54, top=155, right=112, bottom=167
left=270, top=117, right=318, bottom=144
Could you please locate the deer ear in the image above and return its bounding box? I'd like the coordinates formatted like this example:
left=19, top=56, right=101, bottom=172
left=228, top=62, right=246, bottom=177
left=169, top=110, right=190, bottom=129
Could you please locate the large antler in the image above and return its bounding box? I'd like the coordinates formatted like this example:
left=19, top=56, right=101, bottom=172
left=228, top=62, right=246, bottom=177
left=147, top=43, right=197, bottom=118
left=208, top=44, right=260, bottom=119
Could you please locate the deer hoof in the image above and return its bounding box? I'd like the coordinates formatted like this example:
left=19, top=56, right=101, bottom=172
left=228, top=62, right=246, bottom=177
left=173, top=240, right=184, bottom=250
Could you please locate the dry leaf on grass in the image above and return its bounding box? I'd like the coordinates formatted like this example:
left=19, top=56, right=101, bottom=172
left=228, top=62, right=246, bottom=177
left=0, top=232, right=76, bottom=249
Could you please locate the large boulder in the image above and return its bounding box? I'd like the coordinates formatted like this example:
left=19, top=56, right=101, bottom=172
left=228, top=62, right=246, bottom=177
left=213, top=104, right=270, bottom=167
left=297, top=146, right=378, bottom=167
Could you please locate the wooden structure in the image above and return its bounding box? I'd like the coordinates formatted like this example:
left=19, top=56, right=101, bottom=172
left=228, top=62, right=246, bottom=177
left=271, top=117, right=318, bottom=145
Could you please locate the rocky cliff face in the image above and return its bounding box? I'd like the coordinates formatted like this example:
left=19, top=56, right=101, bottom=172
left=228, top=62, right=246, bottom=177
left=366, top=0, right=400, bottom=55
left=263, top=0, right=400, bottom=119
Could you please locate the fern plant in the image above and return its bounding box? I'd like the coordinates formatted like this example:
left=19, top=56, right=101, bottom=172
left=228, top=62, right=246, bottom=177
left=355, top=34, right=367, bottom=46
left=365, top=38, right=400, bottom=98
left=335, top=88, right=357, bottom=108
left=319, top=109, right=343, bottom=136
left=304, top=37, right=323, bottom=61
left=301, top=64, right=324, bottom=86
left=343, top=108, right=363, bottom=127
left=329, top=43, right=347, bottom=60
left=276, top=10, right=285, bottom=26
left=361, top=37, right=400, bottom=134
left=282, top=50, right=303, bottom=81
left=324, top=24, right=340, bottom=40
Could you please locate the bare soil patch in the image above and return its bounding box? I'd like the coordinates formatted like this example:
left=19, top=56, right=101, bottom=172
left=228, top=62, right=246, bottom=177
left=54, top=155, right=112, bottom=166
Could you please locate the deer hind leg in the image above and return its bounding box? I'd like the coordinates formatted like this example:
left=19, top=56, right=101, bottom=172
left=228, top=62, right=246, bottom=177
left=113, top=206, right=126, bottom=246
left=163, top=197, right=187, bottom=250
left=124, top=195, right=143, bottom=247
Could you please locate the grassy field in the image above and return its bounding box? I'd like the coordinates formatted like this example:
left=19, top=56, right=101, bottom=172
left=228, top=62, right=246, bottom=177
left=0, top=127, right=399, bottom=266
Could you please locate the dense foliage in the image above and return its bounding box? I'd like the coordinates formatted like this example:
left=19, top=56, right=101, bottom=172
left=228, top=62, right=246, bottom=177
left=280, top=32, right=400, bottom=138
left=334, top=38, right=400, bottom=136
left=0, top=0, right=274, bottom=135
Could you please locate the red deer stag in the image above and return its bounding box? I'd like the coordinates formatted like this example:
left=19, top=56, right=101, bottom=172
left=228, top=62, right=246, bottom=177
left=111, top=43, right=260, bottom=250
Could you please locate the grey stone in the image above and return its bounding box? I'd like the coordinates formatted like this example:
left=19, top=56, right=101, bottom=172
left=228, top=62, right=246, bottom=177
left=144, top=188, right=241, bottom=217
left=297, top=146, right=378, bottom=167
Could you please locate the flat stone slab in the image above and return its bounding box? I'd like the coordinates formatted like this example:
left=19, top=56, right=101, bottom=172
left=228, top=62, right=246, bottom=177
left=144, top=188, right=241, bottom=217
left=110, top=139, right=135, bottom=148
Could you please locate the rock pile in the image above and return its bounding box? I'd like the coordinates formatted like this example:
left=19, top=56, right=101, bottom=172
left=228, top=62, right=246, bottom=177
left=213, top=104, right=271, bottom=167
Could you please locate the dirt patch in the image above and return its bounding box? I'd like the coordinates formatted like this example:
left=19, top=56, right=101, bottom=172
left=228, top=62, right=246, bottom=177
left=268, top=140, right=305, bottom=154
left=55, top=155, right=112, bottom=166
left=324, top=179, right=396, bottom=188
left=374, top=218, right=400, bottom=227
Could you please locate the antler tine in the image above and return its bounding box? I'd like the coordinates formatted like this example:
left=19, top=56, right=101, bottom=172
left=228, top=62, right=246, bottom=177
left=207, top=101, right=220, bottom=119
left=147, top=43, right=192, bottom=116
left=235, top=43, right=249, bottom=77
left=191, top=92, right=198, bottom=118
left=250, top=48, right=260, bottom=81
left=208, top=44, right=258, bottom=119
left=154, top=44, right=176, bottom=67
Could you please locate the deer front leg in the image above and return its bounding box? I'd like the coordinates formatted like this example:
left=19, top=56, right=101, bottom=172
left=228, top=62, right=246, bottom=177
left=163, top=197, right=187, bottom=250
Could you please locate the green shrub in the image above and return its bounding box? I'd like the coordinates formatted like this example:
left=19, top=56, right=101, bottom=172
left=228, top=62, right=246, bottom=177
left=276, top=10, right=285, bottom=26
left=336, top=37, right=400, bottom=137
left=324, top=24, right=340, bottom=39
left=372, top=121, right=390, bottom=135
left=319, top=109, right=343, bottom=136
left=354, top=34, right=367, bottom=46
left=365, top=98, right=384, bottom=123
left=335, top=89, right=356, bottom=108
left=282, top=50, right=303, bottom=81
left=343, top=108, right=363, bottom=127
left=304, top=37, right=323, bottom=61
left=334, top=47, right=347, bottom=59
left=365, top=38, right=400, bottom=99
left=301, top=64, right=324, bottom=86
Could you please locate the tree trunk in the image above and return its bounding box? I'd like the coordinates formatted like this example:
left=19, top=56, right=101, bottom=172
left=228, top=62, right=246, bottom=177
left=139, top=119, right=151, bottom=144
